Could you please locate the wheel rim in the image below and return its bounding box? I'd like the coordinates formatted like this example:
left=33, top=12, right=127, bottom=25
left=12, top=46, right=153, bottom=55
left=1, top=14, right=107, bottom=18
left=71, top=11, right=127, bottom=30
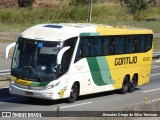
left=132, top=76, right=137, bottom=88
left=131, top=80, right=136, bottom=88
left=123, top=80, right=128, bottom=91
left=70, top=87, right=77, bottom=99
left=128, top=76, right=137, bottom=92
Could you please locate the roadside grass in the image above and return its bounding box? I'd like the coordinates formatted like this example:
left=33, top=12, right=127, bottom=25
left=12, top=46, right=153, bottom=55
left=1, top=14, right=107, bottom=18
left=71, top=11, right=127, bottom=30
left=0, top=37, right=17, bottom=42
left=114, top=21, right=160, bottom=32
left=0, top=23, right=30, bottom=32
left=0, top=5, right=160, bottom=32
left=0, top=21, right=160, bottom=32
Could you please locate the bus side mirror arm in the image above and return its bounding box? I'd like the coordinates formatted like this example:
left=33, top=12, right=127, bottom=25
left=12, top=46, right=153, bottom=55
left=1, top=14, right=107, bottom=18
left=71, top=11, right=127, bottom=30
left=5, top=42, right=16, bottom=59
left=57, top=46, right=70, bottom=65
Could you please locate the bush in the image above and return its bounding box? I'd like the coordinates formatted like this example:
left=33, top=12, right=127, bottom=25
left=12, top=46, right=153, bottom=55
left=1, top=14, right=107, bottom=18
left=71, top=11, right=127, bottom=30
left=18, top=0, right=35, bottom=7
left=120, top=0, right=157, bottom=14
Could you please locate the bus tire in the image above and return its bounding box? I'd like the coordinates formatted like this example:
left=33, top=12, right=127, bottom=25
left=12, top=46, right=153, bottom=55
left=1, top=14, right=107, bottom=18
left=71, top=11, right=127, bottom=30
left=68, top=83, right=79, bottom=103
left=121, top=76, right=129, bottom=94
left=128, top=75, right=137, bottom=92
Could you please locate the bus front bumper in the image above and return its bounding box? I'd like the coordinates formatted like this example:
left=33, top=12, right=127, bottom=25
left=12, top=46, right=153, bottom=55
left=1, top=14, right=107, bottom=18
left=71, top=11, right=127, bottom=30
left=9, top=83, right=61, bottom=100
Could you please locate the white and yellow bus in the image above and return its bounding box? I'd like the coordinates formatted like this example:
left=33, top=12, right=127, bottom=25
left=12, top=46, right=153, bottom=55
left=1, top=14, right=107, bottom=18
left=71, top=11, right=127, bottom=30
left=7, top=23, right=153, bottom=103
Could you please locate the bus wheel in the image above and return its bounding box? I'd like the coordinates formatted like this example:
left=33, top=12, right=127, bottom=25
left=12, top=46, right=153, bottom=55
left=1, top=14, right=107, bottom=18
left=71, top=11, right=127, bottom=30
left=121, top=76, right=129, bottom=94
left=68, top=83, right=78, bottom=103
left=128, top=75, right=137, bottom=92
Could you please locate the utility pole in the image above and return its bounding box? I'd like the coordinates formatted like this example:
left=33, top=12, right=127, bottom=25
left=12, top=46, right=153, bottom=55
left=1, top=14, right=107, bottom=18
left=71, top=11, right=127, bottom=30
left=87, top=0, right=92, bottom=23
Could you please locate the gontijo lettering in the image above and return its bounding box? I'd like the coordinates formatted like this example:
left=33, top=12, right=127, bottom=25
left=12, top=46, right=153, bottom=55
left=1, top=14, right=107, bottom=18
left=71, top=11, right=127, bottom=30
left=115, top=56, right=137, bottom=66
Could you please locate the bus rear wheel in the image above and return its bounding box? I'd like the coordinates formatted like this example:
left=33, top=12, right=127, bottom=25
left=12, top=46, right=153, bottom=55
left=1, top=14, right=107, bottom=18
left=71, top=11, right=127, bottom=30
left=68, top=83, right=79, bottom=103
left=128, top=75, right=137, bottom=92
left=121, top=76, right=129, bottom=94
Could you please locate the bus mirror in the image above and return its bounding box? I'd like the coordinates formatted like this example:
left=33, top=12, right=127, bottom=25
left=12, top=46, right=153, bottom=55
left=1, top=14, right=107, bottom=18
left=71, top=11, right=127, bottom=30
left=57, top=46, right=70, bottom=65
left=5, top=42, right=16, bottom=59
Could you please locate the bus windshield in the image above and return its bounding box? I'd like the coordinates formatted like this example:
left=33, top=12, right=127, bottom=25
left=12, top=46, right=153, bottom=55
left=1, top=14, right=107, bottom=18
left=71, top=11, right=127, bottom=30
left=11, top=37, right=62, bottom=82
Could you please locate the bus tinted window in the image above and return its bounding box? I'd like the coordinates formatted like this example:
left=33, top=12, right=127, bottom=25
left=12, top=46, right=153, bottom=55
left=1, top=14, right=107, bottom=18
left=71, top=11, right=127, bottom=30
left=103, top=37, right=115, bottom=55
left=115, top=37, right=125, bottom=54
left=109, top=38, right=115, bottom=55
left=144, top=35, right=152, bottom=51
left=134, top=36, right=140, bottom=53
left=90, top=37, right=102, bottom=56
left=127, top=36, right=140, bottom=53
left=140, top=36, right=145, bottom=52
left=103, top=37, right=110, bottom=55
left=75, top=37, right=90, bottom=60
left=128, top=36, right=135, bottom=53
left=60, top=37, right=77, bottom=73
left=82, top=38, right=90, bottom=57
left=75, top=34, right=152, bottom=62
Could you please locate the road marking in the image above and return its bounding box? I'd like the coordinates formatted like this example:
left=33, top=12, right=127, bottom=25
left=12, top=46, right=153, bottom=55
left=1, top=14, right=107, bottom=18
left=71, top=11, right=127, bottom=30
left=151, top=66, right=160, bottom=68
left=142, top=88, right=160, bottom=93
left=55, top=102, right=92, bottom=109
left=150, top=73, right=160, bottom=76
left=0, top=97, right=18, bottom=101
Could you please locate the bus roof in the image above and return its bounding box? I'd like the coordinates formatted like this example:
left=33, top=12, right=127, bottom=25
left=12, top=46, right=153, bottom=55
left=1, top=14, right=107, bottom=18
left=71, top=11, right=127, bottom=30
left=21, top=23, right=153, bottom=41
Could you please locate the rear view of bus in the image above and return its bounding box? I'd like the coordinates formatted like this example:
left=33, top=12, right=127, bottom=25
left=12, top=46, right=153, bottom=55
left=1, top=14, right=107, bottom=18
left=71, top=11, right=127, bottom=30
left=8, top=23, right=153, bottom=103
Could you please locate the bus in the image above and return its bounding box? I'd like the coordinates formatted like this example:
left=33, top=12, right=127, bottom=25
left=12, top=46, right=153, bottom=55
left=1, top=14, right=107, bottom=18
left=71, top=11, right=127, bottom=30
left=6, top=23, right=153, bottom=103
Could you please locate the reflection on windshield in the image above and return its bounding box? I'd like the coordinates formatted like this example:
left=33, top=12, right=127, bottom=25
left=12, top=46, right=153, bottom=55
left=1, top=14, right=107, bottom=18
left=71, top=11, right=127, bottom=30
left=11, top=38, right=61, bottom=82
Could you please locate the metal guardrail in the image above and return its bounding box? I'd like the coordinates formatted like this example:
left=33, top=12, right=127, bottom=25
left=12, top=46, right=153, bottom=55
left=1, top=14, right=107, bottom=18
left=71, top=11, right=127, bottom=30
left=0, top=70, right=10, bottom=76
left=153, top=52, right=160, bottom=59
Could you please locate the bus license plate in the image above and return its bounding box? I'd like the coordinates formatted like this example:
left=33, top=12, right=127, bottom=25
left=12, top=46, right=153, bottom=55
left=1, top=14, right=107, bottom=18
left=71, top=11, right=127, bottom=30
left=25, top=91, right=33, bottom=95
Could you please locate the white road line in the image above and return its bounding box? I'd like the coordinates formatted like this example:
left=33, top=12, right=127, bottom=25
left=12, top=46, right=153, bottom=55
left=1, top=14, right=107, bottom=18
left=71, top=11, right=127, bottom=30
left=142, top=88, right=160, bottom=93
left=55, top=102, right=92, bottom=109
left=150, top=73, right=160, bottom=76
left=0, top=97, right=18, bottom=101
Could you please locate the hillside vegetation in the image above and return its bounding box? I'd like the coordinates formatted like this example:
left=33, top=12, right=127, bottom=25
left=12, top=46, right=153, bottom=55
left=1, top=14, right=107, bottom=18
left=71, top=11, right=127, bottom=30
left=0, top=0, right=160, bottom=32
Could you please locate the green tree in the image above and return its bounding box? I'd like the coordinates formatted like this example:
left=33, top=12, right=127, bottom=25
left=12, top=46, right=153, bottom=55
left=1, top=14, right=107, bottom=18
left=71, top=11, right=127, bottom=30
left=120, top=0, right=157, bottom=14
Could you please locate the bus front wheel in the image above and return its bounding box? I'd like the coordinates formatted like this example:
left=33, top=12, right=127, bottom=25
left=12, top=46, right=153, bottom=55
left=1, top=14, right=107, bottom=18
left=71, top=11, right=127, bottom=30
left=68, top=83, right=79, bottom=103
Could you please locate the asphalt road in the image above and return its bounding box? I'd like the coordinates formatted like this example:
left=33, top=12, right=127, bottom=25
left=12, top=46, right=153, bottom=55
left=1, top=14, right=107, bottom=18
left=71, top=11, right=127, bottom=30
left=0, top=63, right=160, bottom=118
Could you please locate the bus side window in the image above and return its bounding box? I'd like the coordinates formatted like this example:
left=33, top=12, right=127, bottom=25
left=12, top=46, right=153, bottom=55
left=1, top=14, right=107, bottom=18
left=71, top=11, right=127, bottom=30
left=60, top=37, right=77, bottom=73
left=128, top=36, right=134, bottom=53
left=75, top=37, right=90, bottom=62
left=144, top=35, right=152, bottom=51
left=115, top=37, right=125, bottom=54
left=75, top=43, right=81, bottom=60
left=125, top=37, right=129, bottom=53
left=103, top=37, right=110, bottom=55
left=82, top=38, right=90, bottom=57
left=110, top=38, right=115, bottom=55
left=140, top=36, right=145, bottom=52
left=115, top=38, right=119, bottom=54
left=134, top=36, right=140, bottom=53
left=90, top=37, right=102, bottom=56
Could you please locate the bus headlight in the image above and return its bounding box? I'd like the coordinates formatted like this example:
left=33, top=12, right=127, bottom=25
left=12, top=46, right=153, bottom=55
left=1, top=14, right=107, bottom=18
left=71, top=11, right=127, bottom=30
left=44, top=82, right=60, bottom=89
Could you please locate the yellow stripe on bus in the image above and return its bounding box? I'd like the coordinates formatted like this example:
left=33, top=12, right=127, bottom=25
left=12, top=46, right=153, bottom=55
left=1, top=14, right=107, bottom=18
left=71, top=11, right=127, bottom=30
left=12, top=76, right=32, bottom=86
